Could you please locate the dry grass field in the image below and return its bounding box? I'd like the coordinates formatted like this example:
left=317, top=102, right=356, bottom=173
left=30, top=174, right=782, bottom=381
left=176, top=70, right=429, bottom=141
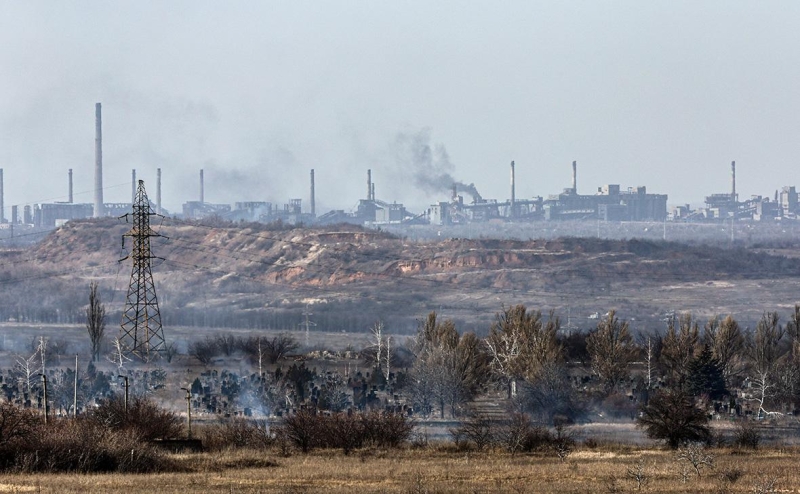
left=0, top=446, right=797, bottom=493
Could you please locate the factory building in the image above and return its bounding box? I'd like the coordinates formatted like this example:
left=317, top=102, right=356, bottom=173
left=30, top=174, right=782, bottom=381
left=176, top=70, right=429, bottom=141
left=544, top=185, right=667, bottom=222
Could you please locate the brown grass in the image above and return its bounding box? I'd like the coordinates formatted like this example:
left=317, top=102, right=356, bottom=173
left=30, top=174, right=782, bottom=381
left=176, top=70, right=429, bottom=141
left=0, top=445, right=797, bottom=493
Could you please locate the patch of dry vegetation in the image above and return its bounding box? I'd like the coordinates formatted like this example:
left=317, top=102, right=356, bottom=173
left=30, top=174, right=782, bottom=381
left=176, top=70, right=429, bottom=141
left=0, top=444, right=796, bottom=493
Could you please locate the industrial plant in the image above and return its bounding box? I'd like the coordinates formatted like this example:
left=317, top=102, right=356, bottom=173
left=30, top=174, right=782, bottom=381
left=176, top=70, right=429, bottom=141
left=1, top=103, right=799, bottom=240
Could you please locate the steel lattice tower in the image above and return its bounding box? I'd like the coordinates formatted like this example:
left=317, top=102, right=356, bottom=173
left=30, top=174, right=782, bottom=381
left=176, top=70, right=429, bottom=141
left=119, top=180, right=166, bottom=362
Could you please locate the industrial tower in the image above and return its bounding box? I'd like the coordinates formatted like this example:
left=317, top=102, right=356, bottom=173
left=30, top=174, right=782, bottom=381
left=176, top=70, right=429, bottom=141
left=119, top=180, right=166, bottom=361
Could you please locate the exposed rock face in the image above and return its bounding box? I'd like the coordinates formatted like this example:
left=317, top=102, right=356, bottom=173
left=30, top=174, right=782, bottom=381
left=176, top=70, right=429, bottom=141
left=4, top=218, right=800, bottom=332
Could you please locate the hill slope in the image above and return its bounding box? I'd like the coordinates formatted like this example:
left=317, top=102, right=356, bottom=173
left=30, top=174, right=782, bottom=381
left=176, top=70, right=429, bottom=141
left=2, top=218, right=800, bottom=333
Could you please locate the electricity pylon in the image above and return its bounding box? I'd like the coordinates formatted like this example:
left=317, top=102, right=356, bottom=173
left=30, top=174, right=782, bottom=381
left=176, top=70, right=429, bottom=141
left=119, top=180, right=166, bottom=362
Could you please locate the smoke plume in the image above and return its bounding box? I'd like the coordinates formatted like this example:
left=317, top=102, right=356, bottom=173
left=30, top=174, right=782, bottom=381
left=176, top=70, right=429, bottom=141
left=393, top=129, right=482, bottom=202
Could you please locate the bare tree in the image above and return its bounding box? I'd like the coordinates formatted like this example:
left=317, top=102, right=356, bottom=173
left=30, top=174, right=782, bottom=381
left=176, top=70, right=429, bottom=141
left=85, top=281, right=106, bottom=362
left=14, top=351, right=40, bottom=397
left=704, top=315, right=745, bottom=387
left=411, top=312, right=489, bottom=418
left=189, top=336, right=219, bottom=366
left=371, top=320, right=385, bottom=370
left=660, top=313, right=700, bottom=387
left=586, top=310, right=638, bottom=392
left=107, top=337, right=131, bottom=371
left=747, top=312, right=785, bottom=418
left=262, top=334, right=299, bottom=364
left=485, top=305, right=562, bottom=398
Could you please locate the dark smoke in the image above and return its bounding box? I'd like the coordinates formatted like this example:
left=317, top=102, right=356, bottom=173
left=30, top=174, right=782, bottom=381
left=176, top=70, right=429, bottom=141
left=394, top=129, right=482, bottom=202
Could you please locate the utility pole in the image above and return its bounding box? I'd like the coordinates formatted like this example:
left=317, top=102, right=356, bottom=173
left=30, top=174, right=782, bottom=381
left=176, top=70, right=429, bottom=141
left=180, top=387, right=192, bottom=439
left=118, top=375, right=129, bottom=415
left=302, top=304, right=316, bottom=347
left=39, top=374, right=48, bottom=424
left=119, top=180, right=166, bottom=362
left=73, top=354, right=78, bottom=417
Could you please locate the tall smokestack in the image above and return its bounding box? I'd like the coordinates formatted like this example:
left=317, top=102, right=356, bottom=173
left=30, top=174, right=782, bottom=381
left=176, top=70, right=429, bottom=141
left=572, top=160, right=577, bottom=194
left=510, top=160, right=516, bottom=217
left=0, top=168, right=4, bottom=223
left=156, top=168, right=162, bottom=214
left=132, top=169, right=136, bottom=204
left=310, top=169, right=316, bottom=216
left=199, top=169, right=204, bottom=203
left=367, top=169, right=372, bottom=201
left=94, top=103, right=103, bottom=218
left=371, top=183, right=375, bottom=202
left=68, top=169, right=73, bottom=203
left=731, top=160, right=736, bottom=203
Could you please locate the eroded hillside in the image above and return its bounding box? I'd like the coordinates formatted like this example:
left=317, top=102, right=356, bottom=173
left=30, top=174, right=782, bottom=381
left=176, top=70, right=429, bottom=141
left=3, top=218, right=800, bottom=332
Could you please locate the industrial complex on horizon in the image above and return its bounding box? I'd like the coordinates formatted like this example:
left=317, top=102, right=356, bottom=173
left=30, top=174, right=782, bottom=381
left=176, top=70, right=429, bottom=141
left=1, top=103, right=799, bottom=237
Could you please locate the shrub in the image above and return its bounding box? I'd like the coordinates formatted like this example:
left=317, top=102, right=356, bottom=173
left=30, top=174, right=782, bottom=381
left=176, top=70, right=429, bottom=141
left=733, top=420, right=760, bottom=450
left=636, top=388, right=710, bottom=448
left=202, top=417, right=274, bottom=451
left=2, top=418, right=171, bottom=473
left=90, top=396, right=183, bottom=441
left=450, top=413, right=498, bottom=450
left=282, top=409, right=414, bottom=453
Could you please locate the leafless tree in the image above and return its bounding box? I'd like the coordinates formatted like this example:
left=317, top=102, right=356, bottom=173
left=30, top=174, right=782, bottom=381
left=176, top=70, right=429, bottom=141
left=371, top=320, right=385, bottom=370
left=676, top=443, right=715, bottom=480
left=215, top=333, right=238, bottom=356
left=14, top=350, right=40, bottom=397
left=485, top=305, right=562, bottom=398
left=411, top=312, right=489, bottom=418
left=704, top=315, right=745, bottom=387
left=189, top=336, right=219, bottom=366
left=747, top=312, right=785, bottom=418
left=107, top=337, right=131, bottom=371
left=626, top=458, right=650, bottom=490
left=163, top=341, right=178, bottom=363
left=243, top=334, right=299, bottom=365
left=85, top=281, right=106, bottom=362
left=660, top=313, right=700, bottom=387
left=586, top=310, right=638, bottom=392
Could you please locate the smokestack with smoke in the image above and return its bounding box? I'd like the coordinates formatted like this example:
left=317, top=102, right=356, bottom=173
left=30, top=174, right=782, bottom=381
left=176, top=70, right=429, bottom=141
left=731, top=160, right=736, bottom=203
left=200, top=169, right=204, bottom=203
left=572, top=160, right=577, bottom=194
left=94, top=103, right=104, bottom=218
left=156, top=168, right=162, bottom=214
left=510, top=160, right=516, bottom=217
left=394, top=129, right=482, bottom=203
left=310, top=169, right=315, bottom=216
left=68, top=169, right=73, bottom=203
left=132, top=169, right=136, bottom=204
left=0, top=168, right=4, bottom=223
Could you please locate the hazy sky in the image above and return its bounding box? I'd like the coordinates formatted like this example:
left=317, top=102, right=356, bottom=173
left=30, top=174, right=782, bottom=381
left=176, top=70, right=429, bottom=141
left=1, top=1, right=799, bottom=214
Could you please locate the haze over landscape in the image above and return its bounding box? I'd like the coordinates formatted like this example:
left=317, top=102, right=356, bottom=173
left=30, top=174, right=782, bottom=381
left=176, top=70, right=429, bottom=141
left=4, top=4, right=800, bottom=492
left=2, top=2, right=800, bottom=213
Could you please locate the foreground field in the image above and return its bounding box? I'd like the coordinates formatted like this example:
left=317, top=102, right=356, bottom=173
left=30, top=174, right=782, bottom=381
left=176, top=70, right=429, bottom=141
left=0, top=447, right=796, bottom=493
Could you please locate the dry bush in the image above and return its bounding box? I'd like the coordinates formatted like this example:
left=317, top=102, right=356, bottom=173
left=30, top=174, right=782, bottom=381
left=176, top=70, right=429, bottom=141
left=625, top=458, right=649, bottom=490
left=360, top=411, right=415, bottom=448
left=89, top=395, right=183, bottom=441
left=551, top=424, right=575, bottom=462
left=733, top=420, right=761, bottom=450
left=3, top=418, right=172, bottom=473
left=282, top=409, right=414, bottom=453
left=201, top=417, right=274, bottom=451
left=449, top=413, right=498, bottom=451
left=0, top=402, right=40, bottom=446
left=282, top=409, right=320, bottom=453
